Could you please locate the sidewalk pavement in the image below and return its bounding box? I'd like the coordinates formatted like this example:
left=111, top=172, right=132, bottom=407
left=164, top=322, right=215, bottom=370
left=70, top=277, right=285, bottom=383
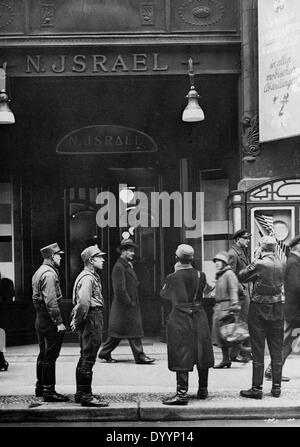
left=1, top=338, right=300, bottom=422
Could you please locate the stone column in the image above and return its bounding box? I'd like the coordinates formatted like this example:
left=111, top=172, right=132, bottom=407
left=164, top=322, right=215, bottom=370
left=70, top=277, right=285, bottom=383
left=238, top=0, right=262, bottom=190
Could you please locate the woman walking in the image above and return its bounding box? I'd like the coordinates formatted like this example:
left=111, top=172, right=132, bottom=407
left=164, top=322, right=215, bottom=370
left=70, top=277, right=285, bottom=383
left=160, top=244, right=214, bottom=405
left=212, top=251, right=240, bottom=369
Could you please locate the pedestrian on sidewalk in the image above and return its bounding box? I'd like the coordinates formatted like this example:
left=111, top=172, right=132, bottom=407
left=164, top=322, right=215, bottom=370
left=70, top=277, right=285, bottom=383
left=212, top=251, right=241, bottom=369
left=239, top=236, right=285, bottom=399
left=70, top=245, right=109, bottom=407
left=98, top=239, right=155, bottom=365
left=32, top=242, right=69, bottom=402
left=228, top=229, right=252, bottom=363
left=160, top=244, right=214, bottom=406
left=265, top=235, right=300, bottom=383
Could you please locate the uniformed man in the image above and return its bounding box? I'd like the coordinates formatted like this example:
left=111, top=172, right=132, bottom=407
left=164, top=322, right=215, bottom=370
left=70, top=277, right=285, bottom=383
left=239, top=236, right=285, bottom=399
left=32, top=242, right=69, bottom=402
left=70, top=245, right=109, bottom=407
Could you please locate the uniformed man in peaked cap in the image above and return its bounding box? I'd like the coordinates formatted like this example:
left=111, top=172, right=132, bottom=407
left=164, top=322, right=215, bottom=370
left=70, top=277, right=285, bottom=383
left=32, top=242, right=69, bottom=402
left=70, top=245, right=109, bottom=407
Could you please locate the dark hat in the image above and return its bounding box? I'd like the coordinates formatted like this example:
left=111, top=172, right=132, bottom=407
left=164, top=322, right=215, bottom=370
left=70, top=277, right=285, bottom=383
left=40, top=242, right=64, bottom=259
left=213, top=251, right=229, bottom=265
left=81, top=245, right=106, bottom=263
left=118, top=238, right=139, bottom=252
left=233, top=229, right=251, bottom=240
left=288, top=235, right=300, bottom=249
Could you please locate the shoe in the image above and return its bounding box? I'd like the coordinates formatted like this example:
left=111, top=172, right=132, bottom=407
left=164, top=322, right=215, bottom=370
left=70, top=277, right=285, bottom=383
left=271, top=387, right=281, bottom=398
left=98, top=354, right=117, bottom=363
left=135, top=356, right=155, bottom=364
left=43, top=390, right=70, bottom=403
left=162, top=394, right=188, bottom=406
left=213, top=361, right=231, bottom=369
left=197, top=387, right=208, bottom=400
left=81, top=396, right=109, bottom=407
left=0, top=360, right=9, bottom=371
left=264, top=370, right=290, bottom=382
left=231, top=355, right=249, bottom=363
left=35, top=385, right=44, bottom=397
left=74, top=393, right=83, bottom=404
left=240, top=387, right=263, bottom=399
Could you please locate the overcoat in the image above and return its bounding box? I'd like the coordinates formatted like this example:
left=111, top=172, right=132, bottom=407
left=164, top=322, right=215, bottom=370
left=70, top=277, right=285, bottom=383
left=107, top=257, right=144, bottom=338
left=160, top=268, right=214, bottom=372
left=227, top=243, right=252, bottom=320
left=284, top=253, right=300, bottom=322
left=212, top=266, right=239, bottom=347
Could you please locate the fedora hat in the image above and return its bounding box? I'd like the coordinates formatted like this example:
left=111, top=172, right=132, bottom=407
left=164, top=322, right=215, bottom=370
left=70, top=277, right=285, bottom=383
left=117, top=238, right=139, bottom=252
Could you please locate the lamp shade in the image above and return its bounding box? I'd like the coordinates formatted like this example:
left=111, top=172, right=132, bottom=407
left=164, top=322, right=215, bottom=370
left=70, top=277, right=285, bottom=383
left=182, top=86, right=204, bottom=122
left=0, top=90, right=15, bottom=124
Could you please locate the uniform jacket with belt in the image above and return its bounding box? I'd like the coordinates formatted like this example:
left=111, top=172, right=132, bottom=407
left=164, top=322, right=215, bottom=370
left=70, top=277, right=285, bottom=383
left=71, top=269, right=104, bottom=328
left=160, top=267, right=214, bottom=371
left=107, top=257, right=144, bottom=339
left=32, top=260, right=63, bottom=326
left=284, top=252, right=300, bottom=321
left=238, top=252, right=285, bottom=303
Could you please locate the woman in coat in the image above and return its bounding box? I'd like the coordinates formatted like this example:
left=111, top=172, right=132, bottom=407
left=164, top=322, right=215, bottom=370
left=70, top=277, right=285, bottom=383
left=160, top=244, right=214, bottom=405
left=212, top=251, right=240, bottom=369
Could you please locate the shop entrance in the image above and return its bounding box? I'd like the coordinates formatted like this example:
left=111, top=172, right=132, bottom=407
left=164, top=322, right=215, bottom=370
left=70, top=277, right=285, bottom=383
left=64, top=167, right=163, bottom=338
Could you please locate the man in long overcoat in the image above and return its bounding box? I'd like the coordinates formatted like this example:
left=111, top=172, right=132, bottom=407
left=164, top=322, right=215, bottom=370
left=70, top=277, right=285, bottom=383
left=265, top=235, right=300, bottom=382
left=98, top=239, right=155, bottom=364
left=160, top=244, right=214, bottom=405
left=228, top=228, right=252, bottom=362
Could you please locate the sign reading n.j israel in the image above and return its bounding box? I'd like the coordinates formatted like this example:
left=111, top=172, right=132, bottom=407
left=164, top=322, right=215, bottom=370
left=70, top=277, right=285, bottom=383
left=25, top=53, right=168, bottom=74
left=258, top=0, right=300, bottom=142
left=56, top=125, right=158, bottom=154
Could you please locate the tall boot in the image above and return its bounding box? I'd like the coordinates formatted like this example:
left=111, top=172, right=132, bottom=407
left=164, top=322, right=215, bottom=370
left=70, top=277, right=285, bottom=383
left=74, top=358, right=83, bottom=403
left=0, top=351, right=8, bottom=371
left=213, top=348, right=231, bottom=369
left=271, top=362, right=282, bottom=397
left=79, top=362, right=108, bottom=407
left=42, top=361, right=69, bottom=402
left=163, top=372, right=189, bottom=405
left=197, top=368, right=209, bottom=399
left=240, top=362, right=263, bottom=399
left=35, top=361, right=44, bottom=397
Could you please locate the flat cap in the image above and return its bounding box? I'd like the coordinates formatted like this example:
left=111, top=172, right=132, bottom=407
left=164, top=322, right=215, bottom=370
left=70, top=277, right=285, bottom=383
left=175, top=244, right=194, bottom=258
left=213, top=251, right=229, bottom=264
left=288, top=235, right=300, bottom=249
left=40, top=242, right=64, bottom=259
left=233, top=229, right=251, bottom=240
left=118, top=238, right=139, bottom=251
left=81, top=245, right=106, bottom=263
left=260, top=235, right=277, bottom=251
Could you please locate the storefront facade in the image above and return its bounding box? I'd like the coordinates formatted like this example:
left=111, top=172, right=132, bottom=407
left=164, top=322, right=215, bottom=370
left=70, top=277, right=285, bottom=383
left=2, top=0, right=297, bottom=345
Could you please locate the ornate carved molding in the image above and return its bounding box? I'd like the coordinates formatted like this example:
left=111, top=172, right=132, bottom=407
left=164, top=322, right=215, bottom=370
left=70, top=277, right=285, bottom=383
left=241, top=114, right=261, bottom=162
left=140, top=3, right=155, bottom=26
left=40, top=3, right=56, bottom=28
left=179, top=0, right=224, bottom=27
left=0, top=3, right=15, bottom=29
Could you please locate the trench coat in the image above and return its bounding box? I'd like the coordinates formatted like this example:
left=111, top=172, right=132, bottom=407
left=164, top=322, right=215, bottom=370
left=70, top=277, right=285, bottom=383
left=212, top=266, right=239, bottom=348
left=107, top=257, right=144, bottom=339
left=160, top=268, right=214, bottom=372
left=227, top=243, right=252, bottom=321
left=284, top=252, right=300, bottom=322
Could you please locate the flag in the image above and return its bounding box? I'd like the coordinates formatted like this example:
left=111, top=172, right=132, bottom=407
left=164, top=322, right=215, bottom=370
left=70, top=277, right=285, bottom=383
left=254, top=213, right=288, bottom=262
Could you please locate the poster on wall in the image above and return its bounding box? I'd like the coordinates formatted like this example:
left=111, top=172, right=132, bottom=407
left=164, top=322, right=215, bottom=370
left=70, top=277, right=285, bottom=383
left=258, top=0, right=300, bottom=142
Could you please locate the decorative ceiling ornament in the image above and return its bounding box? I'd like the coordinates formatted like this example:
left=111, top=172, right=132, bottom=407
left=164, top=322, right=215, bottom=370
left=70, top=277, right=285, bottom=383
left=0, top=3, right=15, bottom=29
left=179, top=0, right=224, bottom=27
